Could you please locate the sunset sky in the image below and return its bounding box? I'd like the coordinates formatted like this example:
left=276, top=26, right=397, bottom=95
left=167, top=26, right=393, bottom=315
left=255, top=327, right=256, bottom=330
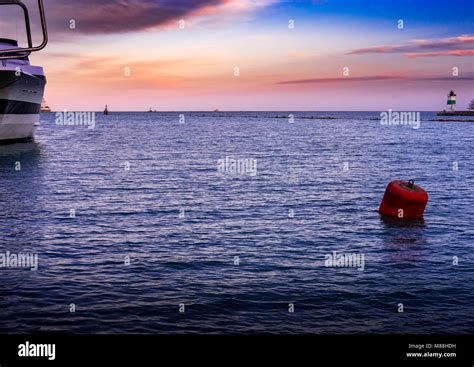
left=1, top=0, right=473, bottom=111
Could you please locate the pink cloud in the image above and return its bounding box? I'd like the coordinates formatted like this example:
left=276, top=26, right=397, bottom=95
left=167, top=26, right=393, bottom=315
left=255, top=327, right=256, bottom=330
left=405, top=50, right=474, bottom=58
left=349, top=46, right=397, bottom=54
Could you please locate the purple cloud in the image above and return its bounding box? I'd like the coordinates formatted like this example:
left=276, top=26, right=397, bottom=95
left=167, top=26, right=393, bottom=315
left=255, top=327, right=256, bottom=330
left=46, top=0, right=230, bottom=34
left=277, top=74, right=474, bottom=85
left=348, top=35, right=474, bottom=57
left=277, top=76, right=400, bottom=85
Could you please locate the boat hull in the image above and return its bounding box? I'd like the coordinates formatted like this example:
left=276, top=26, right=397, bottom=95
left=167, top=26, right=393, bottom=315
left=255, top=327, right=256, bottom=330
left=0, top=69, right=45, bottom=142
left=0, top=114, right=39, bottom=142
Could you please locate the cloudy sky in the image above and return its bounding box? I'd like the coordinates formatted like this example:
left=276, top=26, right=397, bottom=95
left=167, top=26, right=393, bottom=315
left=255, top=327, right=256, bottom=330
left=2, top=0, right=473, bottom=110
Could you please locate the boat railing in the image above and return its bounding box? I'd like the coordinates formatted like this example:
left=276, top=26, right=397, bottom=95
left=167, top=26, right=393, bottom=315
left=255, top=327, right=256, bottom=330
left=0, top=0, right=48, bottom=60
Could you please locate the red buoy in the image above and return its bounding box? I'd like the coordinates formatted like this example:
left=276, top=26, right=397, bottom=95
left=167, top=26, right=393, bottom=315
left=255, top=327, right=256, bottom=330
left=379, top=180, right=428, bottom=219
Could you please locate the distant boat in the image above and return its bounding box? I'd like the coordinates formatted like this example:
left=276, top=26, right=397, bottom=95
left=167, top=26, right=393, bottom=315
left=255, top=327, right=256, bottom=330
left=104, top=105, right=109, bottom=115
left=148, top=107, right=157, bottom=113
left=214, top=109, right=220, bottom=112
left=40, top=98, right=52, bottom=113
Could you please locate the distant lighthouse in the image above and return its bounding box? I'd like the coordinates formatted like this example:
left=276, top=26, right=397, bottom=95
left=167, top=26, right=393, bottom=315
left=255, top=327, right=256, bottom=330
left=437, top=90, right=474, bottom=116
left=447, top=90, right=456, bottom=111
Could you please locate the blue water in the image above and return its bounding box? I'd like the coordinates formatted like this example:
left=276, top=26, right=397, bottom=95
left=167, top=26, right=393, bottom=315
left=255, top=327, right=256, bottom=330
left=0, top=112, right=473, bottom=334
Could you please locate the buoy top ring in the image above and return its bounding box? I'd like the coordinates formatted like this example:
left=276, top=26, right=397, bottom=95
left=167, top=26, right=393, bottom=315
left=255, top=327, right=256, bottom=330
left=399, top=179, right=419, bottom=192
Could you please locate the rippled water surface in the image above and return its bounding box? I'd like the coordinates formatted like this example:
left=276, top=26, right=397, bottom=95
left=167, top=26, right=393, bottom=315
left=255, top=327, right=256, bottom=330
left=0, top=112, right=473, bottom=334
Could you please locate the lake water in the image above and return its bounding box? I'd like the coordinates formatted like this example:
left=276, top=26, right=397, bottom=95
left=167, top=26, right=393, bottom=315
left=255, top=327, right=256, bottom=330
left=0, top=112, right=473, bottom=334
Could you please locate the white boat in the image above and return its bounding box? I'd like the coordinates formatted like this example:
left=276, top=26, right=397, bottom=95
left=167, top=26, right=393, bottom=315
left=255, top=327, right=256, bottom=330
left=0, top=0, right=48, bottom=144
left=41, top=98, right=52, bottom=113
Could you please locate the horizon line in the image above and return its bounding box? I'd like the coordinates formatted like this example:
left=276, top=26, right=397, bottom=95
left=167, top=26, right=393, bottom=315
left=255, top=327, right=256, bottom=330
left=47, top=110, right=447, bottom=113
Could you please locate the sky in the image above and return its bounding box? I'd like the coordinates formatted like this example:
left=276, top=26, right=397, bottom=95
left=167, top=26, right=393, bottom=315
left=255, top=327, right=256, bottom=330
left=1, top=0, right=473, bottom=111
